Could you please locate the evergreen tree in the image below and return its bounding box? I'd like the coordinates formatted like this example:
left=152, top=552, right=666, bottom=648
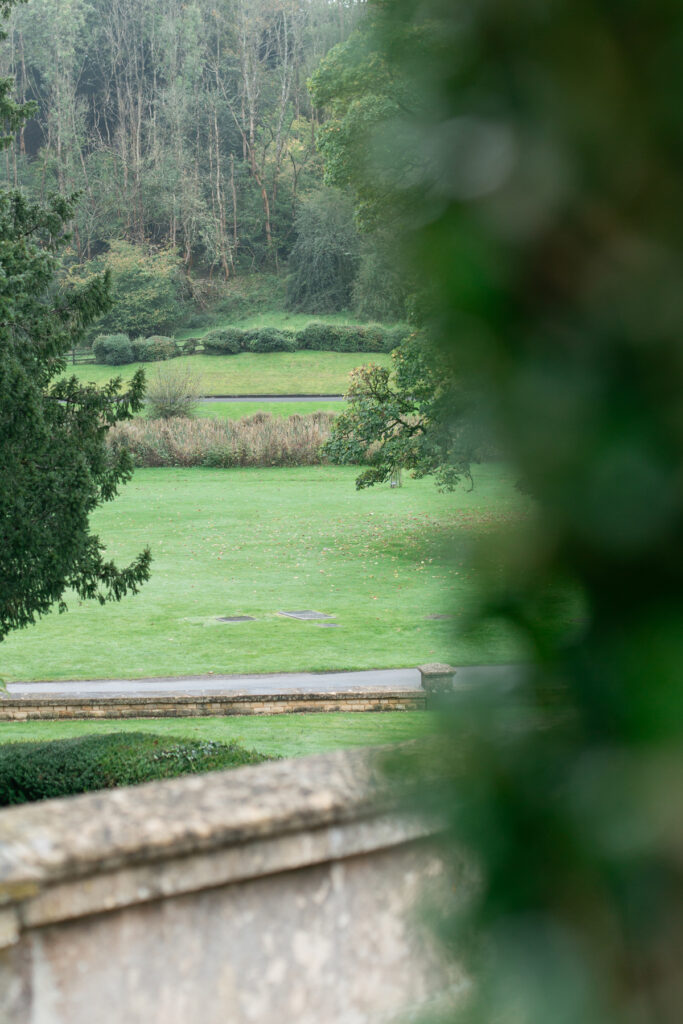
left=0, top=0, right=150, bottom=643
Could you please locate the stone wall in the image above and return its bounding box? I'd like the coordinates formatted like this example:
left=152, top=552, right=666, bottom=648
left=0, top=690, right=426, bottom=721
left=0, top=748, right=462, bottom=1023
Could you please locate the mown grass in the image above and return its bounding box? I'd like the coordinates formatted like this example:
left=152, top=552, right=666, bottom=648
left=0, top=465, right=531, bottom=682
left=64, top=351, right=390, bottom=395
left=0, top=712, right=437, bottom=759
left=195, top=399, right=344, bottom=420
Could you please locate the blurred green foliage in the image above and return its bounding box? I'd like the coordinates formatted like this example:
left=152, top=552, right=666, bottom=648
left=335, top=1, right=683, bottom=1020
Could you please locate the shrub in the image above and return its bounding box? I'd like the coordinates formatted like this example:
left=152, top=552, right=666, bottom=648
left=295, top=322, right=345, bottom=350
left=145, top=364, right=202, bottom=419
left=383, top=324, right=411, bottom=351
left=92, top=333, right=134, bottom=365
left=294, top=322, right=388, bottom=352
left=109, top=412, right=338, bottom=468
left=131, top=335, right=180, bottom=362
left=201, top=327, right=246, bottom=354
left=181, top=338, right=199, bottom=355
left=246, top=328, right=296, bottom=353
left=0, top=733, right=269, bottom=806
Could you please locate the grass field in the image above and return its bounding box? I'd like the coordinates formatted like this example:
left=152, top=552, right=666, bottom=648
left=0, top=712, right=436, bottom=759
left=65, top=351, right=390, bottom=395
left=195, top=399, right=344, bottom=420
left=0, top=464, right=530, bottom=682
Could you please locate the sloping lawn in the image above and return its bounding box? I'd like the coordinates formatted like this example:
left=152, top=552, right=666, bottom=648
left=195, top=399, right=343, bottom=420
left=0, top=464, right=529, bottom=682
left=64, top=351, right=390, bottom=395
left=0, top=712, right=437, bottom=759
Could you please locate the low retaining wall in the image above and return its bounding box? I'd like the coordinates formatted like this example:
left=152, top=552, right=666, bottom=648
left=0, top=748, right=461, bottom=1023
left=0, top=690, right=426, bottom=721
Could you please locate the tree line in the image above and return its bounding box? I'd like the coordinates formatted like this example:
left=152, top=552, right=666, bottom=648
left=0, top=0, right=365, bottom=276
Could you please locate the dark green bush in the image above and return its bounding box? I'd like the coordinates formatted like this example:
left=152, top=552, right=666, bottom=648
left=294, top=322, right=388, bottom=352
left=92, top=333, right=134, bottom=365
left=131, top=335, right=180, bottom=362
left=181, top=338, right=199, bottom=355
left=201, top=327, right=246, bottom=354
left=246, top=328, right=296, bottom=352
left=383, top=324, right=411, bottom=351
left=0, top=732, right=270, bottom=806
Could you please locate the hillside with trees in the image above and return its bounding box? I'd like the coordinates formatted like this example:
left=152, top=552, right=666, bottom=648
left=0, top=0, right=409, bottom=325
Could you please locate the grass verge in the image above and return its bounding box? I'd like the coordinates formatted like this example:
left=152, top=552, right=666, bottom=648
left=64, top=351, right=390, bottom=395
left=195, top=400, right=344, bottom=420
left=0, top=464, right=531, bottom=682
left=0, top=712, right=437, bottom=759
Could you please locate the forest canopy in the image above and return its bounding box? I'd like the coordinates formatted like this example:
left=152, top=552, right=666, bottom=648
left=0, top=0, right=368, bottom=279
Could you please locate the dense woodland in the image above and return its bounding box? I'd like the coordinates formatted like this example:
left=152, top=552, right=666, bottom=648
left=0, top=0, right=376, bottom=304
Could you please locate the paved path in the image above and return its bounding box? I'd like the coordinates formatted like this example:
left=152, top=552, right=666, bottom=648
left=5, top=665, right=522, bottom=700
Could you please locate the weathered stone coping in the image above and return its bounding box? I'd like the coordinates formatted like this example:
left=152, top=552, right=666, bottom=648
left=0, top=689, right=426, bottom=721
left=0, top=747, right=438, bottom=950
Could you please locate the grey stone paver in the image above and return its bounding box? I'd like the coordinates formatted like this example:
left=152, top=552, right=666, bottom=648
left=5, top=665, right=523, bottom=700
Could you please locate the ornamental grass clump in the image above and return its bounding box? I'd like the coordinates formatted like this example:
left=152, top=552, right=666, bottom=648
left=145, top=364, right=202, bottom=419
left=109, top=412, right=337, bottom=467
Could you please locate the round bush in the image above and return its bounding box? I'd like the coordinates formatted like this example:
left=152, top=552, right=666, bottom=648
left=246, top=328, right=296, bottom=353
left=92, top=333, right=133, bottom=365
left=201, top=328, right=245, bottom=355
left=131, top=335, right=179, bottom=362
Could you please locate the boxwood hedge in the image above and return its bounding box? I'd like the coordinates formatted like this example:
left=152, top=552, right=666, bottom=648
left=0, top=732, right=270, bottom=805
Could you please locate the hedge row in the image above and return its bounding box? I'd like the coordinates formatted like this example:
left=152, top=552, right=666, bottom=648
left=201, top=322, right=409, bottom=355
left=92, top=323, right=409, bottom=364
left=93, top=333, right=182, bottom=365
left=108, top=411, right=337, bottom=468
left=0, top=733, right=269, bottom=805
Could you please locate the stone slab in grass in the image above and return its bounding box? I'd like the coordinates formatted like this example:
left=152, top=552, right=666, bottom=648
left=315, top=623, right=342, bottom=628
left=278, top=610, right=335, bottom=621
left=216, top=616, right=256, bottom=623
left=425, top=614, right=452, bottom=621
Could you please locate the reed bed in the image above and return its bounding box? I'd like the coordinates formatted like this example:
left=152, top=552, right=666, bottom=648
left=108, top=411, right=337, bottom=468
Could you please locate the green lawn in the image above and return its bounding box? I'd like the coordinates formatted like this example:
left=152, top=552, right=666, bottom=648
left=0, top=464, right=529, bottom=683
left=66, top=351, right=390, bottom=395
left=0, top=712, right=436, bottom=759
left=195, top=399, right=343, bottom=420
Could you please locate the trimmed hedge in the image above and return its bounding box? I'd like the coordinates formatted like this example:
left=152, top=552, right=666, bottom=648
left=293, top=322, right=407, bottom=353
left=93, top=333, right=180, bottom=365
left=0, top=732, right=270, bottom=806
left=92, top=333, right=133, bottom=365
left=131, top=335, right=180, bottom=362
left=201, top=327, right=245, bottom=354
left=92, top=322, right=410, bottom=364
left=245, top=327, right=296, bottom=352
